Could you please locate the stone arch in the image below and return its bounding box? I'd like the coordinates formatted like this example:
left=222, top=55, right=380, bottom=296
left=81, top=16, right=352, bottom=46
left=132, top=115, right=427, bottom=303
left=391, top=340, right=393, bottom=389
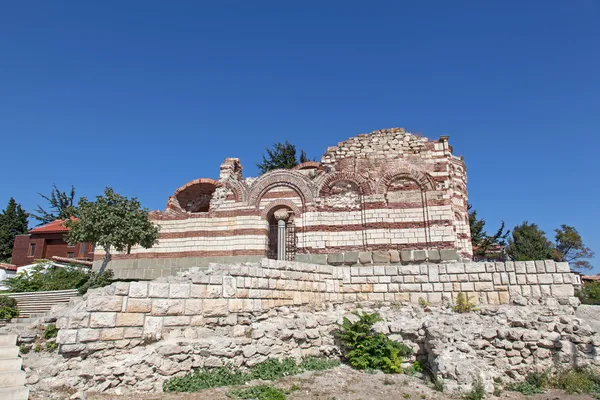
left=247, top=170, right=315, bottom=208
left=219, top=177, right=248, bottom=203
left=292, top=161, right=322, bottom=171
left=376, top=167, right=436, bottom=194
left=260, top=200, right=302, bottom=220
left=173, top=178, right=221, bottom=213
left=317, top=171, right=373, bottom=197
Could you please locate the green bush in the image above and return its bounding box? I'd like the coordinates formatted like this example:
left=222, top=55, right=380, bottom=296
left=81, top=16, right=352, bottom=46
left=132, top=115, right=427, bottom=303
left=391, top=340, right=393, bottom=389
left=44, top=324, right=58, bottom=339
left=228, top=385, right=286, bottom=400
left=46, top=341, right=58, bottom=352
left=576, top=281, right=600, bottom=305
left=0, top=295, right=18, bottom=320
left=3, top=261, right=113, bottom=294
left=19, top=344, right=30, bottom=354
left=551, top=367, right=600, bottom=394
left=464, top=377, right=485, bottom=400
left=453, top=293, right=478, bottom=313
left=337, top=310, right=413, bottom=373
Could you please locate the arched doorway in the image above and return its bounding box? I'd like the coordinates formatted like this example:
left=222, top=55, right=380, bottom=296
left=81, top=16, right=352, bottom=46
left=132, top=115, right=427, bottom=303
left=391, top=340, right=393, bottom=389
left=267, top=207, right=296, bottom=261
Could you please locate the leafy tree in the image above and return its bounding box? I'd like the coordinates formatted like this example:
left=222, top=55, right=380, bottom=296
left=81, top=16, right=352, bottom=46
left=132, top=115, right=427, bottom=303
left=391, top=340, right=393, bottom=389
left=506, top=221, right=554, bottom=261
left=65, top=187, right=160, bottom=274
left=31, top=184, right=77, bottom=225
left=468, top=204, right=510, bottom=261
left=553, top=225, right=595, bottom=271
left=256, top=141, right=310, bottom=174
left=0, top=198, right=29, bottom=262
left=577, top=281, right=600, bottom=305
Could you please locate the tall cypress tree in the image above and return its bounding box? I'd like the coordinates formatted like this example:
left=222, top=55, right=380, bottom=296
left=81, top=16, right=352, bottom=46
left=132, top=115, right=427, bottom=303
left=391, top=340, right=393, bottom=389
left=0, top=198, right=29, bottom=262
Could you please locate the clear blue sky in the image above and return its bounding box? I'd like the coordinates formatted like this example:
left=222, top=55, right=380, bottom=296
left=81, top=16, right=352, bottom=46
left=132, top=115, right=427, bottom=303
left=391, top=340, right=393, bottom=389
left=1, top=1, right=598, bottom=270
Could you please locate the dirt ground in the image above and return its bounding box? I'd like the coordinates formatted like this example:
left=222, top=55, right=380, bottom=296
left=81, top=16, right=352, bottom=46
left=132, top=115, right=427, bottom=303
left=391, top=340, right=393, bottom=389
left=32, top=365, right=596, bottom=400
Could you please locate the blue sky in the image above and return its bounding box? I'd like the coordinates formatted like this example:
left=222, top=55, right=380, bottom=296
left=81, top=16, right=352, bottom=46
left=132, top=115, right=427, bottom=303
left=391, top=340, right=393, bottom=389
left=1, top=1, right=598, bottom=270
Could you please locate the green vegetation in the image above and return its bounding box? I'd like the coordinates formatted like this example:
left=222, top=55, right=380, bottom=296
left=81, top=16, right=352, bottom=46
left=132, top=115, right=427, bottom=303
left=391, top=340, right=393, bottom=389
left=256, top=141, right=311, bottom=174
left=46, top=341, right=58, bottom=352
left=468, top=203, right=510, bottom=261
left=507, top=222, right=554, bottom=262
left=453, top=292, right=478, bottom=313
left=66, top=187, right=160, bottom=274
left=163, top=356, right=340, bottom=393
left=337, top=310, right=413, bottom=373
left=554, top=224, right=595, bottom=271
left=417, top=297, right=431, bottom=308
left=0, top=197, right=29, bottom=262
left=3, top=262, right=113, bottom=295
left=44, top=323, right=58, bottom=339
left=19, top=344, right=30, bottom=354
left=432, top=377, right=444, bottom=392
left=404, top=361, right=424, bottom=376
left=228, top=385, right=286, bottom=400
left=299, top=356, right=340, bottom=371
left=464, top=377, right=485, bottom=400
left=0, top=295, right=18, bottom=320
left=30, top=184, right=78, bottom=225
left=509, top=367, right=600, bottom=396
left=577, top=281, right=600, bottom=305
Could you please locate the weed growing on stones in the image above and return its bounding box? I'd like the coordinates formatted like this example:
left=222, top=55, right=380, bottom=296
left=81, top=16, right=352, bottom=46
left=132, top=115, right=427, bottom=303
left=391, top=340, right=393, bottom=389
left=550, top=367, right=600, bottom=395
left=250, top=358, right=300, bottom=380
left=44, top=323, right=58, bottom=339
left=453, top=293, right=478, bottom=313
left=46, top=341, right=58, bottom=352
left=463, top=377, right=485, bottom=400
left=299, top=357, right=340, bottom=371
left=19, top=344, right=30, bottom=354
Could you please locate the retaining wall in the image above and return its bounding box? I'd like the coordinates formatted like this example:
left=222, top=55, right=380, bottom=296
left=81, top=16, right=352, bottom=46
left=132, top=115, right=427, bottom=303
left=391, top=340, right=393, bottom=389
left=57, top=259, right=579, bottom=355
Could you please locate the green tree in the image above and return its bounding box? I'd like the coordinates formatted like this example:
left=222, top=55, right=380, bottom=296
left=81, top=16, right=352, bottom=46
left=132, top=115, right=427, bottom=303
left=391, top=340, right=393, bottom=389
left=468, top=204, right=510, bottom=260
left=506, top=222, right=554, bottom=261
left=65, top=187, right=160, bottom=274
left=256, top=141, right=310, bottom=174
left=31, top=184, right=77, bottom=225
left=553, top=225, right=594, bottom=271
left=0, top=198, right=29, bottom=262
left=577, top=281, right=600, bottom=305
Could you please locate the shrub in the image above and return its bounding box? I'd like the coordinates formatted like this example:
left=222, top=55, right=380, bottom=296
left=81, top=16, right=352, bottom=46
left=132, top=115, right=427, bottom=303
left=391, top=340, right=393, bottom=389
left=418, top=297, right=431, bottom=307
left=3, top=261, right=113, bottom=295
left=228, top=385, right=286, bottom=400
left=34, top=344, right=42, bottom=353
left=0, top=295, right=18, bottom=320
left=404, top=360, right=424, bottom=376
left=453, top=293, right=478, bottom=313
left=551, top=367, right=600, bottom=394
left=464, top=377, right=485, bottom=400
left=19, top=344, right=30, bottom=354
left=337, top=310, right=413, bottom=373
left=44, top=323, right=59, bottom=339
left=576, top=281, right=600, bottom=305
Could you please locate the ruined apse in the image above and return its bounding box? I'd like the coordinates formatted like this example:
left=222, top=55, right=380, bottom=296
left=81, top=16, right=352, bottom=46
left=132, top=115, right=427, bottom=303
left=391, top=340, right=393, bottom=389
left=92, top=128, right=472, bottom=278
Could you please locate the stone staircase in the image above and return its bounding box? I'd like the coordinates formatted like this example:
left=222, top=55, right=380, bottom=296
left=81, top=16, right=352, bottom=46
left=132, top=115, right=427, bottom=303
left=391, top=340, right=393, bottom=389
left=0, top=334, right=28, bottom=400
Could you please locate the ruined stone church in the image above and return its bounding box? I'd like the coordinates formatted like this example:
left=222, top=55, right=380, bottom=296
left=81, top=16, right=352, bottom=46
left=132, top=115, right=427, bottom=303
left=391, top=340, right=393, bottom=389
left=94, top=128, right=472, bottom=279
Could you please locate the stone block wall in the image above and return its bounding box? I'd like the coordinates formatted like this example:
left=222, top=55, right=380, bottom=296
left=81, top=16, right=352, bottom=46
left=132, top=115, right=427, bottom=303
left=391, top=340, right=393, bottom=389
left=57, top=259, right=579, bottom=355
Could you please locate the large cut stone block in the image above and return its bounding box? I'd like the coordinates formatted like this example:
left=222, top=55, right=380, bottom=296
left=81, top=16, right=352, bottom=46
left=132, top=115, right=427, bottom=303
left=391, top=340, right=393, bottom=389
left=169, top=283, right=191, bottom=298
left=89, top=312, right=117, bottom=328
left=116, top=313, right=145, bottom=327
left=203, top=299, right=229, bottom=316
left=389, top=250, right=400, bottom=263
left=152, top=299, right=184, bottom=316
left=100, top=328, right=124, bottom=341
left=427, top=249, right=441, bottom=262
left=57, top=329, right=78, bottom=344
left=413, top=250, right=427, bottom=263
left=126, top=298, right=152, bottom=313
left=129, top=282, right=148, bottom=298
left=372, top=250, right=391, bottom=264
left=143, top=316, right=164, bottom=340
left=439, top=249, right=458, bottom=261
left=551, top=285, right=574, bottom=297
left=400, top=251, right=413, bottom=264
left=86, top=296, right=123, bottom=312
left=327, top=253, right=344, bottom=265
left=343, top=252, right=359, bottom=265
left=184, top=299, right=203, bottom=315
left=310, top=254, right=327, bottom=265
left=78, top=329, right=100, bottom=342
left=358, top=252, right=372, bottom=265
left=149, top=283, right=170, bottom=298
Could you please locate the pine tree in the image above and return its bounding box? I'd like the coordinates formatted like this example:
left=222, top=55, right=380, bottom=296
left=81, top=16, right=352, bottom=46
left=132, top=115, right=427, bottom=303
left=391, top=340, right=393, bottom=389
left=553, top=225, right=595, bottom=271
left=506, top=222, right=554, bottom=261
left=0, top=198, right=29, bottom=262
left=468, top=204, right=510, bottom=261
left=257, top=142, right=312, bottom=174
left=30, top=184, right=77, bottom=225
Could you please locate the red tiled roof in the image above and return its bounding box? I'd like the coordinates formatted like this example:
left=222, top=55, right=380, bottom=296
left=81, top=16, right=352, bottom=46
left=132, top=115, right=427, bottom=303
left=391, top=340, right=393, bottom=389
left=582, top=275, right=600, bottom=282
left=30, top=217, right=78, bottom=234
left=0, top=263, right=18, bottom=271
left=51, top=256, right=93, bottom=267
